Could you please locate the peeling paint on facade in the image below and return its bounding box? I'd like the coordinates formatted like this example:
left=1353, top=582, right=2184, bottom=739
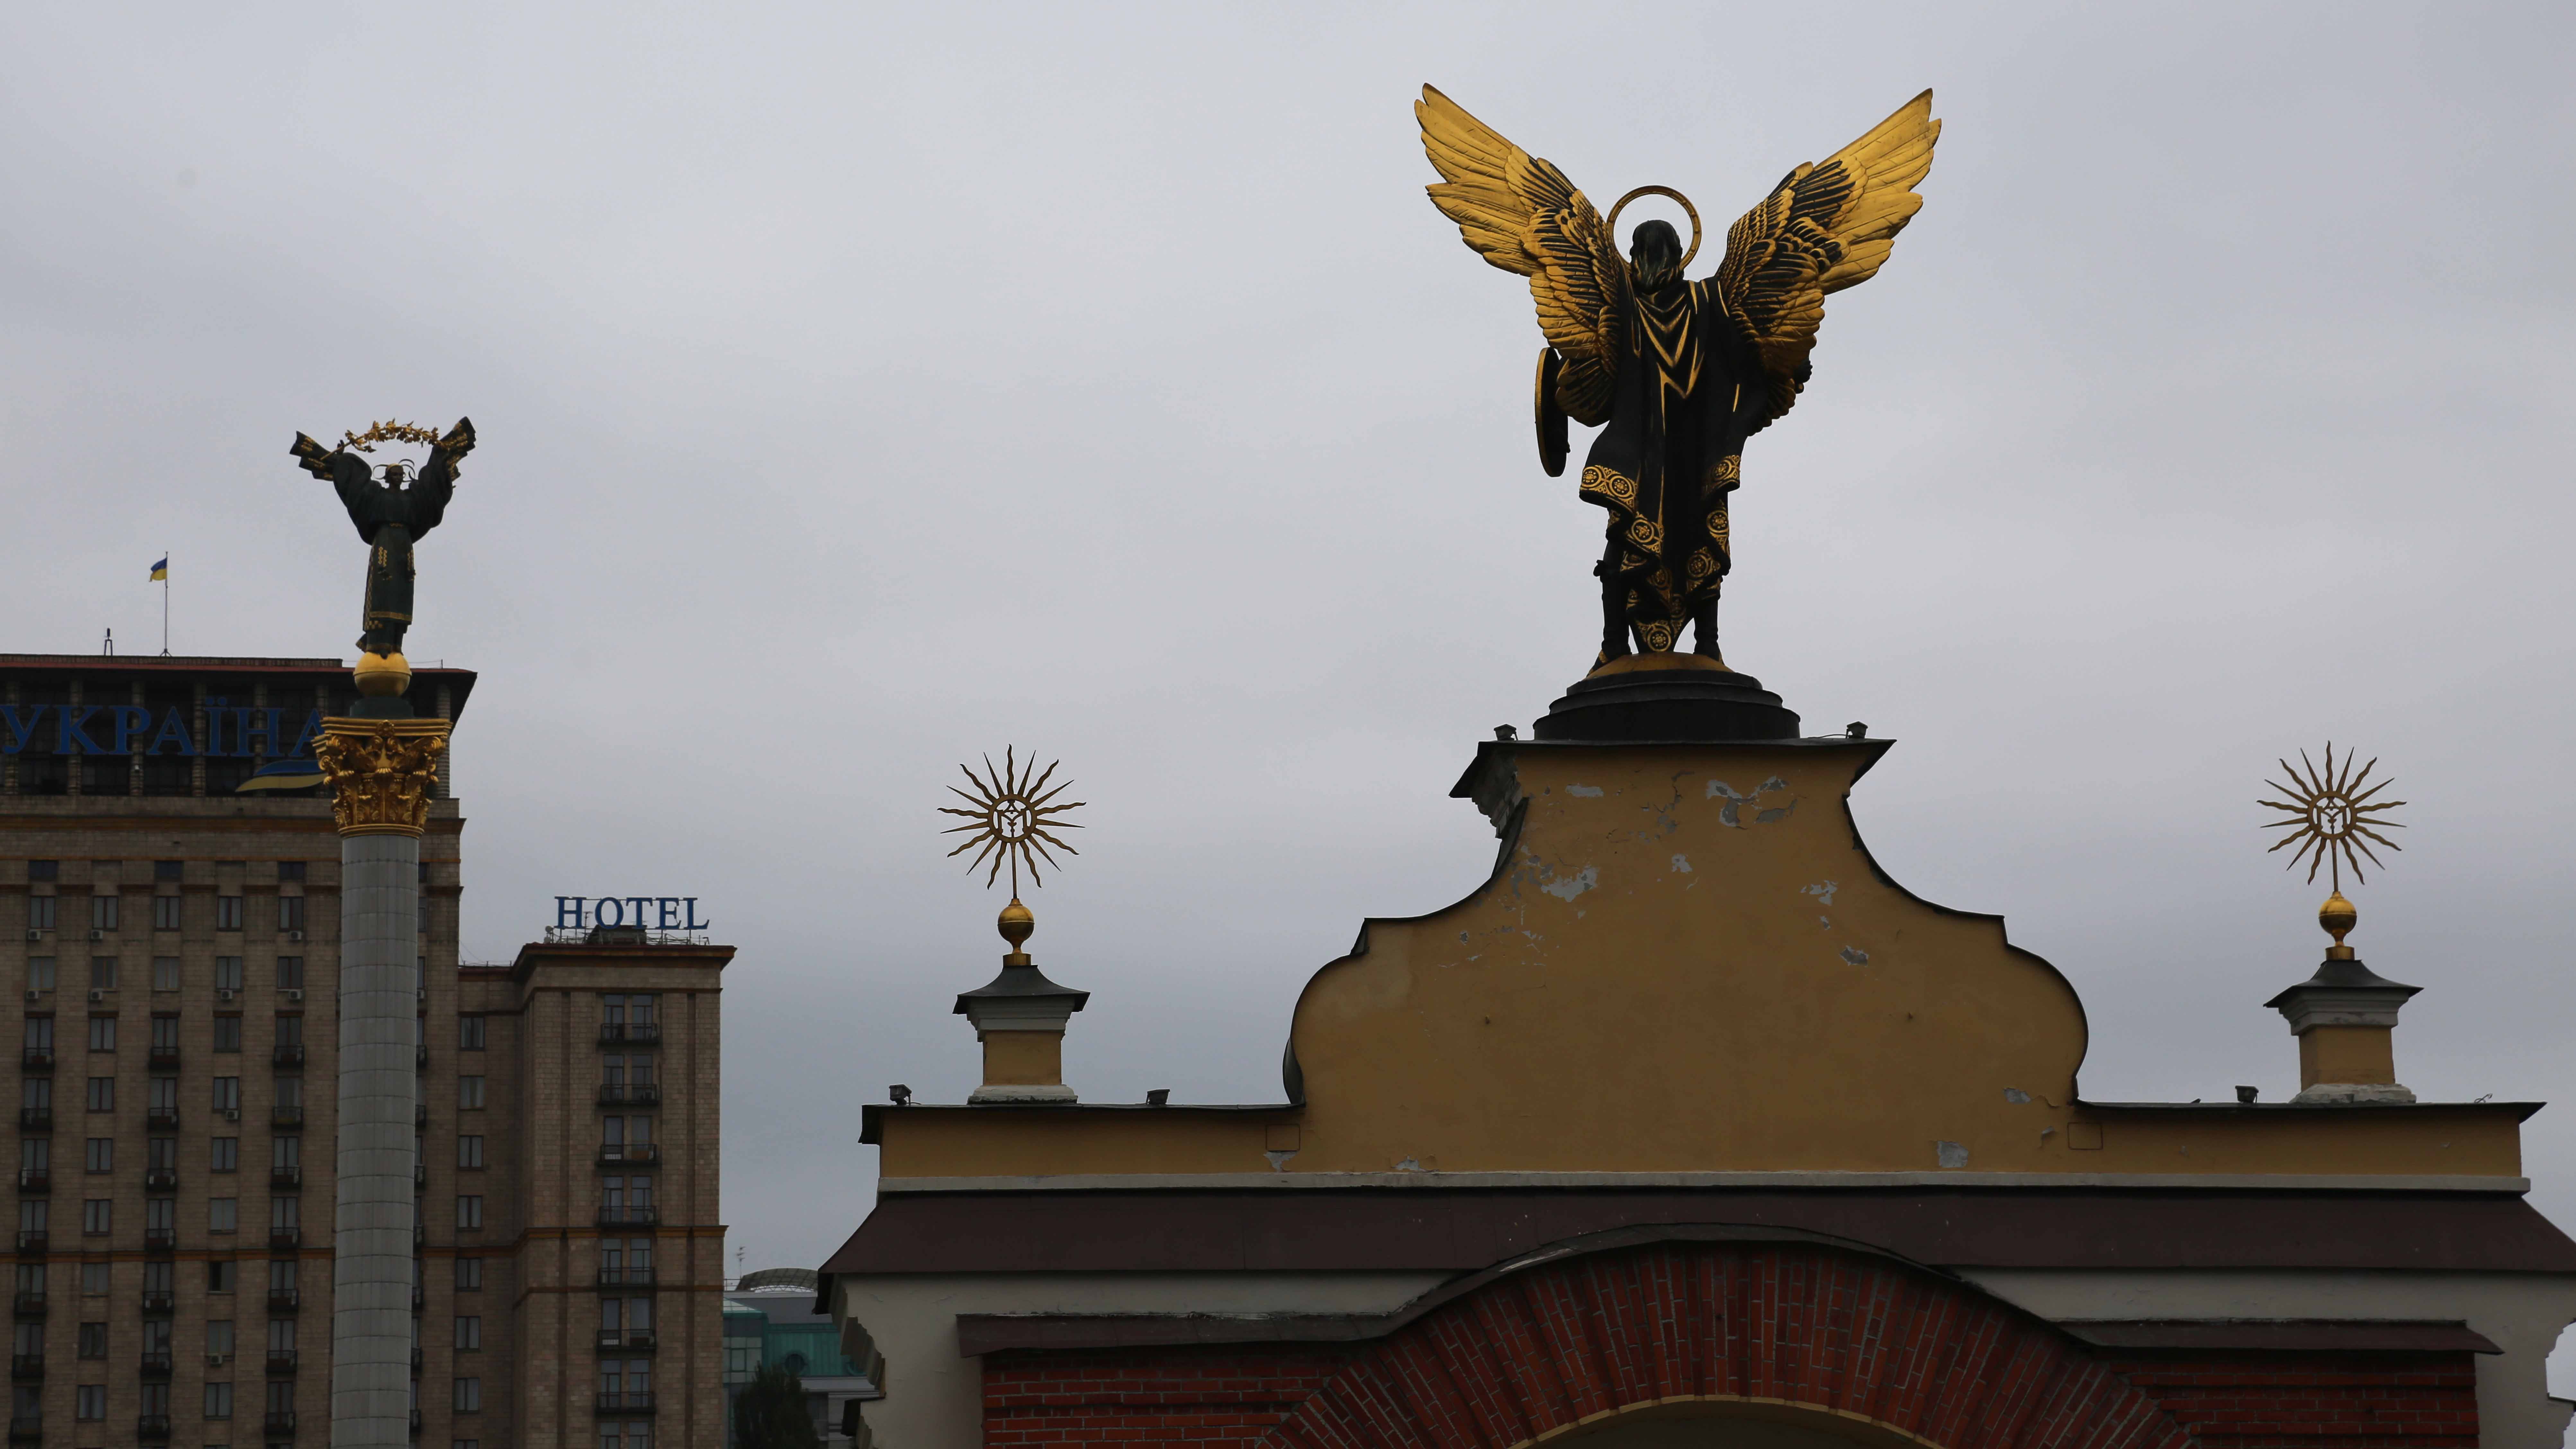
left=1669, top=855, right=1692, bottom=873
left=1540, top=865, right=1599, bottom=901
left=1566, top=784, right=1605, bottom=797
left=1801, top=881, right=1839, bottom=906
left=1935, top=1140, right=1970, bottom=1169
left=1840, top=946, right=1870, bottom=965
left=2004, top=1088, right=2032, bottom=1104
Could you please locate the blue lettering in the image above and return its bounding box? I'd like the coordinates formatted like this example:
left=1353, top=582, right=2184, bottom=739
left=655, top=898, right=679, bottom=929
left=238, top=710, right=276, bottom=758
left=555, top=897, right=588, bottom=929
left=56, top=707, right=105, bottom=755
left=148, top=709, right=194, bottom=757
left=594, top=897, right=625, bottom=927
left=0, top=705, right=43, bottom=754
left=626, top=897, right=651, bottom=929
left=286, top=710, right=323, bottom=758
left=684, top=899, right=707, bottom=930
left=109, top=707, right=153, bottom=754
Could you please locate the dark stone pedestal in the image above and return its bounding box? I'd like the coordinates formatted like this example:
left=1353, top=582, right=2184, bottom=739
left=1534, top=660, right=1801, bottom=742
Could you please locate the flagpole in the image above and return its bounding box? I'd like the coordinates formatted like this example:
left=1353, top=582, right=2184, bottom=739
left=160, top=551, right=170, bottom=656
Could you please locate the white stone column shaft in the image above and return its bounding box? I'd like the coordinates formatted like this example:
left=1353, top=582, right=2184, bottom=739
left=334, top=834, right=417, bottom=1448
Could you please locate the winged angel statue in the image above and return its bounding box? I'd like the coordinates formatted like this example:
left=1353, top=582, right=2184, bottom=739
left=1420, top=86, right=1939, bottom=665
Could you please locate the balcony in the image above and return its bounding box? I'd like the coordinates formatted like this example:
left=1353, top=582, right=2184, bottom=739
left=595, top=1206, right=658, bottom=1227
left=268, top=1288, right=299, bottom=1313
left=596, top=1267, right=656, bottom=1287
left=140, top=1351, right=172, bottom=1379
left=14, top=1171, right=45, bottom=1196
left=271, top=1105, right=303, bottom=1127
left=597, top=1084, right=661, bottom=1107
left=264, top=1409, right=297, bottom=1435
left=6, top=1416, right=36, bottom=1441
left=595, top=1392, right=656, bottom=1415
left=11, top=1232, right=43, bottom=1254
left=272, top=1044, right=305, bottom=1069
left=14, top=1110, right=46, bottom=1133
left=136, top=1413, right=172, bottom=1440
left=6, top=1354, right=36, bottom=1380
left=10, top=1293, right=40, bottom=1317
left=145, top=1107, right=179, bottom=1130
left=144, top=1169, right=176, bottom=1192
left=144, top=1228, right=176, bottom=1254
left=598, top=1022, right=661, bottom=1045
left=266, top=1348, right=297, bottom=1375
left=147, top=1046, right=180, bottom=1069
left=269, top=1227, right=302, bottom=1249
left=141, top=1291, right=174, bottom=1315
left=271, top=1165, right=301, bottom=1189
left=16, top=1051, right=48, bottom=1074
left=598, top=1144, right=660, bottom=1166
left=595, top=1330, right=657, bottom=1351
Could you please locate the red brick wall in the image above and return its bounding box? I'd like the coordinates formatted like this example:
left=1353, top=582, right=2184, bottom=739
left=985, top=1347, right=1350, bottom=1445
left=980, top=1244, right=2483, bottom=1448
left=2106, top=1354, right=2480, bottom=1449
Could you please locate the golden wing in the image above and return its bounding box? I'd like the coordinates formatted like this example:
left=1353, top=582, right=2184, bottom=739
left=1418, top=85, right=1628, bottom=431
left=1713, top=91, right=1940, bottom=428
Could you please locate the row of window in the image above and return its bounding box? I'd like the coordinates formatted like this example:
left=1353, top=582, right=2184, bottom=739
left=27, top=1013, right=307, bottom=1054
left=24, top=863, right=309, bottom=883
left=22, top=1075, right=314, bottom=1113
left=37, top=1379, right=301, bottom=1421
left=25, top=1009, right=489, bottom=1052
left=11, top=1256, right=486, bottom=1295
left=21, top=1189, right=642, bottom=1234
left=29, top=956, right=309, bottom=992
left=23, top=1136, right=301, bottom=1177
left=17, top=1196, right=302, bottom=1236
left=25, top=896, right=311, bottom=933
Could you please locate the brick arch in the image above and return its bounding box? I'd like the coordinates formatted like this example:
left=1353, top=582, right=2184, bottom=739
left=1259, top=1239, right=2189, bottom=1449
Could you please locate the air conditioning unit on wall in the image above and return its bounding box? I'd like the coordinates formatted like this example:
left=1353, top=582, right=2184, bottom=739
left=87, top=990, right=105, bottom=1004
left=285, top=989, right=304, bottom=1003
left=286, top=931, right=304, bottom=943
left=22, top=930, right=40, bottom=943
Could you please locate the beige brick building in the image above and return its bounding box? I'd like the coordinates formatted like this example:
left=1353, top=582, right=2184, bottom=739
left=0, top=654, right=727, bottom=1449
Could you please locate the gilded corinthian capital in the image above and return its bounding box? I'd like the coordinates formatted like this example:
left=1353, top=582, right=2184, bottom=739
left=314, top=717, right=451, bottom=838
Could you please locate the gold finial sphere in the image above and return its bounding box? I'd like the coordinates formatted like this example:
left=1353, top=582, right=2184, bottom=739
left=2319, top=890, right=2358, bottom=960
left=998, top=897, right=1035, bottom=965
left=353, top=652, right=411, bottom=698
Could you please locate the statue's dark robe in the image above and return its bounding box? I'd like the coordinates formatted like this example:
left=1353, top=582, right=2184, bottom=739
left=333, top=469, right=452, bottom=655
left=1576, top=279, right=1777, bottom=653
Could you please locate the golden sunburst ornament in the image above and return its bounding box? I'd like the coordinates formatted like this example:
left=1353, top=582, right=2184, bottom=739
left=2259, top=743, right=2405, bottom=889
left=2258, top=742, right=2405, bottom=957
left=938, top=748, right=1085, bottom=894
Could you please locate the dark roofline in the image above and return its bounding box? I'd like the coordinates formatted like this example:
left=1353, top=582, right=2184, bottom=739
left=859, top=1101, right=1292, bottom=1145
left=506, top=942, right=734, bottom=980
left=854, top=1097, right=2537, bottom=1146
left=0, top=654, right=478, bottom=724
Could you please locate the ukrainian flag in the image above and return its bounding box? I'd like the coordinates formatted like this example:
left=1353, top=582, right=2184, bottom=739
left=148, top=556, right=168, bottom=581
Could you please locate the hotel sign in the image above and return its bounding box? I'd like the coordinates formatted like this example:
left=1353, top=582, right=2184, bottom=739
left=555, top=897, right=712, bottom=931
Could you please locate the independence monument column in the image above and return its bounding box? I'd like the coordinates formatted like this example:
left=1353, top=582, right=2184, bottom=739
left=294, top=418, right=473, bottom=1449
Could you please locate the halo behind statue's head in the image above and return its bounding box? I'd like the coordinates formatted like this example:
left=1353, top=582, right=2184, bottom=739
left=337, top=421, right=445, bottom=454
left=1606, top=186, right=1702, bottom=270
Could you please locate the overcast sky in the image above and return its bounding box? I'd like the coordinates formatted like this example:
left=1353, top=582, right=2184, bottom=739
left=7, top=0, right=2575, bottom=1360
